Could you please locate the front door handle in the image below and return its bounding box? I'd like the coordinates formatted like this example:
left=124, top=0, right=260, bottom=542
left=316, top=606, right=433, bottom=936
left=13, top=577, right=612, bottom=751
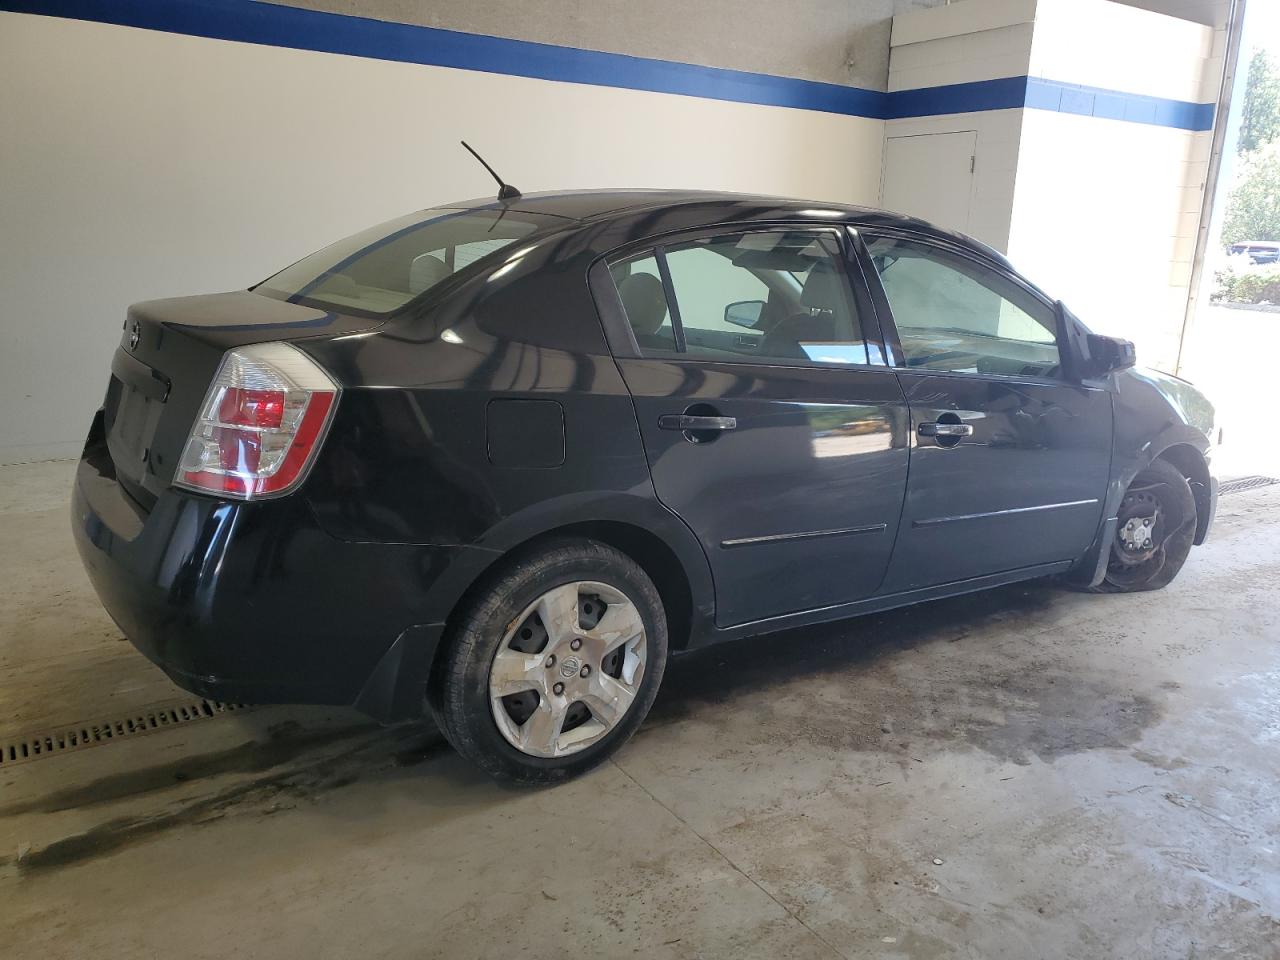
left=918, top=422, right=973, bottom=438
left=659, top=415, right=737, bottom=432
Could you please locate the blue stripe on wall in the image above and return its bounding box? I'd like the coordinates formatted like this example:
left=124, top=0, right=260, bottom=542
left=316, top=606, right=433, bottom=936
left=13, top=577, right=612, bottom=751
left=1025, top=78, right=1214, bottom=131
left=2, top=0, right=1214, bottom=131
left=885, top=76, right=1029, bottom=119
left=0, top=0, right=889, bottom=118
left=881, top=76, right=1214, bottom=131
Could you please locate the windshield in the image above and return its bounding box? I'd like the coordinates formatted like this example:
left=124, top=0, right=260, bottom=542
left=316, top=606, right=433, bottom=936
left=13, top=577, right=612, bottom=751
left=254, top=208, right=547, bottom=316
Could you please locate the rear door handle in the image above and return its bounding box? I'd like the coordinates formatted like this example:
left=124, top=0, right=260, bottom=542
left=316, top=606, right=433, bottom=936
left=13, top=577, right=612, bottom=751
left=918, top=422, right=973, bottom=438
left=659, top=415, right=737, bottom=431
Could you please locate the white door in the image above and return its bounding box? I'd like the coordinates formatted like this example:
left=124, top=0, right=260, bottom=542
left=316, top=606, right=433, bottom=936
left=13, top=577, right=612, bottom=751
left=881, top=131, right=977, bottom=233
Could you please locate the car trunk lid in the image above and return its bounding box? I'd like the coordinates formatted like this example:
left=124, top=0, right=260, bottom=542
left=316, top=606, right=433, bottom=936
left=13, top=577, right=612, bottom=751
left=101, top=291, right=373, bottom=507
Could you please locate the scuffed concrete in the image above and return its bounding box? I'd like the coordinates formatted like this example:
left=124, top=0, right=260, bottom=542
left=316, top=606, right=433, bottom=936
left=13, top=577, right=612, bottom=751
left=0, top=460, right=1277, bottom=959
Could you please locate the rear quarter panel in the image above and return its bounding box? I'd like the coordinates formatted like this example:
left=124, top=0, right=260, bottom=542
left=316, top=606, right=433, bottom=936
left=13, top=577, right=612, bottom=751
left=296, top=228, right=715, bottom=627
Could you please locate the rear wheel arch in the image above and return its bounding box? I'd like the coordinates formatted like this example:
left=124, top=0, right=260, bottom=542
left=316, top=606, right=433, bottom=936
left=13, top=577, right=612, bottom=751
left=425, top=517, right=706, bottom=706
left=454, top=521, right=696, bottom=648
left=533, top=521, right=696, bottom=653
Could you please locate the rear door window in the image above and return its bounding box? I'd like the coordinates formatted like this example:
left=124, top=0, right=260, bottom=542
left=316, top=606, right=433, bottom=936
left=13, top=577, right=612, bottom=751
left=610, top=229, right=871, bottom=367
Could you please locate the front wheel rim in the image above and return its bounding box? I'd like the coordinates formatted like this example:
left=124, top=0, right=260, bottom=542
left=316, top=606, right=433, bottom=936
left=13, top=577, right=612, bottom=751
left=488, top=581, right=647, bottom=759
left=1107, top=481, right=1179, bottom=586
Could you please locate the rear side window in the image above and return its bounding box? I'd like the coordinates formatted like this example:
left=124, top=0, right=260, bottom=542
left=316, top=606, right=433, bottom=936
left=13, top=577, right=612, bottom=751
left=608, top=255, right=676, bottom=352
left=610, top=229, right=869, bottom=366
left=255, top=209, right=545, bottom=317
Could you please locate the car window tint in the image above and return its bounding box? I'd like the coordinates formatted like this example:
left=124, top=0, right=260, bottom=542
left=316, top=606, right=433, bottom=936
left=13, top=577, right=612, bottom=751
left=663, top=231, right=868, bottom=366
left=865, top=235, right=1061, bottom=379
left=610, top=255, right=677, bottom=352
left=255, top=209, right=544, bottom=317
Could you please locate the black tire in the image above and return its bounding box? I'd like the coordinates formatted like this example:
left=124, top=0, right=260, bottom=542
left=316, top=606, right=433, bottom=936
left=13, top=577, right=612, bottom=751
left=1094, top=458, right=1197, bottom=593
left=428, top=538, right=668, bottom=784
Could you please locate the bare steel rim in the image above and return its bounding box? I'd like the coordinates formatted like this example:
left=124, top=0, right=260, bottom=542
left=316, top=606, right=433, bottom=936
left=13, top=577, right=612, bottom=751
left=1107, top=479, right=1186, bottom=586
left=488, top=580, right=648, bottom=759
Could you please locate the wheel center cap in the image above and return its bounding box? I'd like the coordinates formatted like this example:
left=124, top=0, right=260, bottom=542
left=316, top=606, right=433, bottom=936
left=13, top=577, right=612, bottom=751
left=1122, top=517, right=1154, bottom=549
left=559, top=655, right=581, bottom=680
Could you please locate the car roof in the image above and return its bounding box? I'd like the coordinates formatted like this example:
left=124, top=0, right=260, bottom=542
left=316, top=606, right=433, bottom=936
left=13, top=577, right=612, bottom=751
left=447, top=189, right=1016, bottom=272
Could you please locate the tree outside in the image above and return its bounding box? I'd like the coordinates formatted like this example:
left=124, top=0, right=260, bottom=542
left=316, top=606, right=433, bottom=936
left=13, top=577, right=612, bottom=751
left=1237, top=49, right=1280, bottom=155
left=1216, top=42, right=1280, bottom=303
left=1221, top=142, right=1280, bottom=245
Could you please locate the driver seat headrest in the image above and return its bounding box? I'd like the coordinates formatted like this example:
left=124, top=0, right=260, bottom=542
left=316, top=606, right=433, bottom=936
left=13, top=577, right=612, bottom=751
left=800, top=261, right=844, bottom=312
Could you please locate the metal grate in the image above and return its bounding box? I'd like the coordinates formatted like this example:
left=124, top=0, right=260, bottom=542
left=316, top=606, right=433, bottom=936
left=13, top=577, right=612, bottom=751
left=0, top=699, right=248, bottom=767
left=1220, top=476, right=1279, bottom=496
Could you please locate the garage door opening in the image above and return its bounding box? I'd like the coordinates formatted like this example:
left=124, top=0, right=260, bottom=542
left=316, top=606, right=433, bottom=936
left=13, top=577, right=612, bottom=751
left=1178, top=0, right=1280, bottom=480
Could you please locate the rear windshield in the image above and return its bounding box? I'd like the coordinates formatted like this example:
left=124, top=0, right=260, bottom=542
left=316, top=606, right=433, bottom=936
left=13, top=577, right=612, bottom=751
left=254, top=208, right=547, bottom=316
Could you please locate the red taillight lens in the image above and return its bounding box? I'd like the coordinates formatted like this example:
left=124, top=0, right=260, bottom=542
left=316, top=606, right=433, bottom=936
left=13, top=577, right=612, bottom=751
left=216, top=387, right=286, bottom=428
left=176, top=343, right=338, bottom=500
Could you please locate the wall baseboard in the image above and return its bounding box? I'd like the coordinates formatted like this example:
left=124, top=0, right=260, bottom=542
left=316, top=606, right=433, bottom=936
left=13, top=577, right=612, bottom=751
left=1, top=442, right=82, bottom=466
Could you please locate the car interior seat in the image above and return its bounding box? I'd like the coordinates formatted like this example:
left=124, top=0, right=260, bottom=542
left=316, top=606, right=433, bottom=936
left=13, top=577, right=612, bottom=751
left=409, top=253, right=450, bottom=295
left=617, top=273, right=673, bottom=350
left=760, top=262, right=849, bottom=359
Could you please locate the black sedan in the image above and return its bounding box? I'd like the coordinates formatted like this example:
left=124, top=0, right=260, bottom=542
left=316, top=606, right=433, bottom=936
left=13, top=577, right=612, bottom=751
left=73, top=188, right=1218, bottom=782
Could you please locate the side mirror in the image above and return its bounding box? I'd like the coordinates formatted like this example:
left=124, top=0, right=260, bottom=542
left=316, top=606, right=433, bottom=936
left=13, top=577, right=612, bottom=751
left=724, top=300, right=765, bottom=328
left=1083, top=333, right=1137, bottom=377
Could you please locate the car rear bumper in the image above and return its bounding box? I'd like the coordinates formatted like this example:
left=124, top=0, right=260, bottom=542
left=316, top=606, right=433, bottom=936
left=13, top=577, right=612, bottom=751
left=71, top=430, right=472, bottom=720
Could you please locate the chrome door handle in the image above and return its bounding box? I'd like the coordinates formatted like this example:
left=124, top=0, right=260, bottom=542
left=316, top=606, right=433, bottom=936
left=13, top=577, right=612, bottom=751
left=659, top=415, right=737, bottom=431
left=918, top=422, right=973, bottom=438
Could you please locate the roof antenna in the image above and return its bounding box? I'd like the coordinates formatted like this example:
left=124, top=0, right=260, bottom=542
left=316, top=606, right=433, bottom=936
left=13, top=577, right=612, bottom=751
left=460, top=140, right=521, bottom=202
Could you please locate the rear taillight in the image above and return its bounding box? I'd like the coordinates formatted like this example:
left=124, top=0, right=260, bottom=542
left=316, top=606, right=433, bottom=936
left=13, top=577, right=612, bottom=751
left=176, top=342, right=338, bottom=500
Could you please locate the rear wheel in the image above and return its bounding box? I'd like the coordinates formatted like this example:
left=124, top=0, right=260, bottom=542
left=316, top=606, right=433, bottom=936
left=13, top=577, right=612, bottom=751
left=1096, top=458, right=1197, bottom=592
left=430, top=539, right=667, bottom=784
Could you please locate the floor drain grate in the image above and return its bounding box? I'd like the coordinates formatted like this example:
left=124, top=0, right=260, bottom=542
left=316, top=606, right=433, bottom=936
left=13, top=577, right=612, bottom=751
left=1220, top=476, right=1279, bottom=496
left=0, top=699, right=249, bottom=767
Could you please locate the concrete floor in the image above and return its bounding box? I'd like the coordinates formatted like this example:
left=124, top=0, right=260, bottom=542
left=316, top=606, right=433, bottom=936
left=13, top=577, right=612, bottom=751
left=0, top=458, right=1277, bottom=959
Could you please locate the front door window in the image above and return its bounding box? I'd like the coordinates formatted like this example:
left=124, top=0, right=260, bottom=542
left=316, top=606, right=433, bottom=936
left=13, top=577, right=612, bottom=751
left=865, top=235, right=1061, bottom=379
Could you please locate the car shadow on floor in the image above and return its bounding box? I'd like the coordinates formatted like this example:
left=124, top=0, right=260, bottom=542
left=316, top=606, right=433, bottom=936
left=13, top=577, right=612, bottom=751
left=650, top=578, right=1063, bottom=725
left=5, top=578, right=1073, bottom=877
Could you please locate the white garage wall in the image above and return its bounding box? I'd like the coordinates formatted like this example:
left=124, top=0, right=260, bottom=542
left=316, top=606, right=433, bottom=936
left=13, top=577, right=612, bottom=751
left=0, top=0, right=1224, bottom=463
left=884, top=0, right=1220, bottom=372
left=1008, top=0, right=1218, bottom=369
left=884, top=2, right=1032, bottom=255
left=1009, top=112, right=1212, bottom=367
left=0, top=11, right=886, bottom=464
left=880, top=109, right=1026, bottom=252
